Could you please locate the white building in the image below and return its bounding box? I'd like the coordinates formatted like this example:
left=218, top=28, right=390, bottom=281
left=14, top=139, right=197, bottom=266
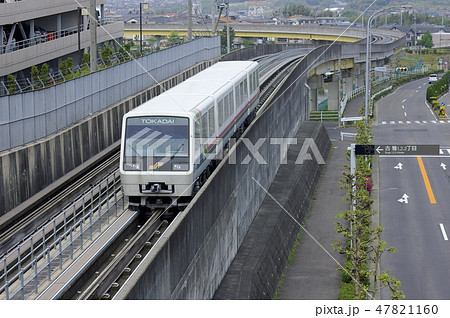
left=0, top=0, right=124, bottom=79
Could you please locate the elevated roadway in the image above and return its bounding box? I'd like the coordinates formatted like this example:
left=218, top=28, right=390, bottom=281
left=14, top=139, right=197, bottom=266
left=124, top=23, right=404, bottom=44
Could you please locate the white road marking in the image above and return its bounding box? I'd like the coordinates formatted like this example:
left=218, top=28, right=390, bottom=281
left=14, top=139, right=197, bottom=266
left=404, top=112, right=407, bottom=117
left=381, top=121, right=387, bottom=124
left=440, top=120, right=445, bottom=123
left=398, top=194, right=409, bottom=204
left=402, top=99, right=407, bottom=103
left=440, top=224, right=449, bottom=241
left=415, top=121, right=420, bottom=124
left=423, top=120, right=428, bottom=123
left=402, top=105, right=405, bottom=109
left=432, top=121, right=437, bottom=124
left=406, top=121, right=411, bottom=124
left=390, top=121, right=395, bottom=124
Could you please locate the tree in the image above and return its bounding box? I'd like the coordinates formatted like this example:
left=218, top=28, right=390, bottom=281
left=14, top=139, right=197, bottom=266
left=7, top=74, right=17, bottom=94
left=333, top=120, right=404, bottom=299
left=40, top=63, right=50, bottom=85
left=101, top=45, right=113, bottom=66
left=59, top=58, right=74, bottom=78
left=31, top=65, right=41, bottom=88
left=281, top=4, right=311, bottom=16
left=82, top=53, right=90, bottom=66
left=219, top=26, right=235, bottom=54
left=242, top=38, right=254, bottom=48
left=417, top=30, right=434, bottom=49
left=168, top=31, right=183, bottom=46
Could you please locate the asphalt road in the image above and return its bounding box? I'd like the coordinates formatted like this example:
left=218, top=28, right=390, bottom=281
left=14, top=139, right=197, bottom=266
left=373, top=78, right=450, bottom=299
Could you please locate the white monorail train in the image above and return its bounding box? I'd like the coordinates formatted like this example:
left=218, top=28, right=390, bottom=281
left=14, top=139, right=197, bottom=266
left=120, top=61, right=259, bottom=212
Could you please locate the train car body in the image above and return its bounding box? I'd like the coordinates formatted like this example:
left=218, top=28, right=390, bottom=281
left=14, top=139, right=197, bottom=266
left=120, top=61, right=259, bottom=211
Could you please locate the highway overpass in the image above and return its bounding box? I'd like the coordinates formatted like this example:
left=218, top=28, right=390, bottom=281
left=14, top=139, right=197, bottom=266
left=124, top=23, right=404, bottom=44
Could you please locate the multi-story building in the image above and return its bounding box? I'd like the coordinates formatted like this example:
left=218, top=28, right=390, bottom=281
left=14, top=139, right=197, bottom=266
left=0, top=0, right=124, bottom=79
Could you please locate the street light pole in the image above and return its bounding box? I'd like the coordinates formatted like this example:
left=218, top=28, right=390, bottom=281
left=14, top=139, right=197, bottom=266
left=364, top=5, right=412, bottom=121
left=140, top=3, right=149, bottom=55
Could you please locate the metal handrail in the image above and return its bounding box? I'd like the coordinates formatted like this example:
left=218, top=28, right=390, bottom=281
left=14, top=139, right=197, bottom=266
left=0, top=169, right=125, bottom=300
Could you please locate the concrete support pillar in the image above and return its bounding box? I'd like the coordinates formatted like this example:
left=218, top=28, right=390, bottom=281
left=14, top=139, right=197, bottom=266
left=310, top=88, right=318, bottom=111
left=342, top=70, right=353, bottom=95
left=56, top=14, right=62, bottom=38
left=29, top=20, right=34, bottom=39
left=307, top=75, right=323, bottom=111
left=327, top=79, right=340, bottom=110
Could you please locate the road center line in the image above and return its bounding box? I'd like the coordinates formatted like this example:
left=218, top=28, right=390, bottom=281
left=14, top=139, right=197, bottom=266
left=417, top=156, right=437, bottom=204
left=440, top=224, right=448, bottom=240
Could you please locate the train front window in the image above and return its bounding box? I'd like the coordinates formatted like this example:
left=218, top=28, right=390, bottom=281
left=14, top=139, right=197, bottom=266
left=123, top=116, right=189, bottom=171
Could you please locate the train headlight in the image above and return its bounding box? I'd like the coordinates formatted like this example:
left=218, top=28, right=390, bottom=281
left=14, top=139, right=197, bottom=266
left=172, top=163, right=189, bottom=171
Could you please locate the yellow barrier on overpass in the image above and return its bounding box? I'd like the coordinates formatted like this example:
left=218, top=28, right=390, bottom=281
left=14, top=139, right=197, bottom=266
left=124, top=28, right=362, bottom=43
left=123, top=24, right=385, bottom=43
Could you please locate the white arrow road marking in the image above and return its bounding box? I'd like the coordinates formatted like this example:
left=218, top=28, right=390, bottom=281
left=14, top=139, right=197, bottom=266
left=398, top=194, right=409, bottom=204
left=394, top=163, right=403, bottom=170
left=441, top=163, right=447, bottom=170
left=440, top=224, right=449, bottom=241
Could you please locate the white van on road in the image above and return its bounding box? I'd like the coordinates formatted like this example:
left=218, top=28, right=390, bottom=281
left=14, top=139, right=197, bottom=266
left=429, top=74, right=438, bottom=84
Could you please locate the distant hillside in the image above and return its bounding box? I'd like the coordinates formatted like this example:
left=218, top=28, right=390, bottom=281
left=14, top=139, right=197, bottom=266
left=241, top=0, right=450, bottom=16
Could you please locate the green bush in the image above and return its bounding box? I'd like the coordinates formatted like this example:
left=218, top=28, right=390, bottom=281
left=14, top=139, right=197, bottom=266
left=339, top=283, right=356, bottom=300
left=426, top=72, right=450, bottom=102
left=432, top=100, right=441, bottom=110
left=40, top=63, right=50, bottom=85
left=6, top=74, right=17, bottom=94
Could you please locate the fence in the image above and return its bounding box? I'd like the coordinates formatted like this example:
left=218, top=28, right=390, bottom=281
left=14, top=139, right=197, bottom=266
left=0, top=36, right=221, bottom=152
left=0, top=169, right=124, bottom=300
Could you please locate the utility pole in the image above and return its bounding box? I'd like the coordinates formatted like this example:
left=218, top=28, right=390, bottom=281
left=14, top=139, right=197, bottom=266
left=188, top=0, right=192, bottom=40
left=89, top=0, right=97, bottom=72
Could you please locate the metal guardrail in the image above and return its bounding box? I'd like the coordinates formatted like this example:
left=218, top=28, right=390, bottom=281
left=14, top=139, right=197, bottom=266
left=0, top=49, right=156, bottom=96
left=1, top=24, right=88, bottom=55
left=0, top=169, right=124, bottom=300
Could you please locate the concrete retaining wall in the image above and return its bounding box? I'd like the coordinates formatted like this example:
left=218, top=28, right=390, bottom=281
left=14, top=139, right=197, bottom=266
left=0, top=59, right=217, bottom=215
left=213, top=122, right=331, bottom=299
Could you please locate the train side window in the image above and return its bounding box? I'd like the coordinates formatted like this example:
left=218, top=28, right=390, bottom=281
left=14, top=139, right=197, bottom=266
left=237, top=82, right=241, bottom=105
left=194, top=120, right=201, bottom=154
left=225, top=93, right=231, bottom=120
left=243, top=78, right=248, bottom=100
left=208, top=107, right=215, bottom=137
left=251, top=72, right=256, bottom=92
left=218, top=99, right=224, bottom=127
left=201, top=114, right=208, bottom=139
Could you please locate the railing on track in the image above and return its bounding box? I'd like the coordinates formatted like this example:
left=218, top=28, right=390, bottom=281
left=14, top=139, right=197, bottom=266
left=0, top=169, right=125, bottom=300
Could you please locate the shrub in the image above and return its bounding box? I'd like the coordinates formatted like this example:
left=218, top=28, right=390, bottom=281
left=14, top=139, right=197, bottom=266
left=40, top=63, right=50, bottom=85
left=339, top=283, right=356, bottom=300
left=6, top=74, right=17, bottom=94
